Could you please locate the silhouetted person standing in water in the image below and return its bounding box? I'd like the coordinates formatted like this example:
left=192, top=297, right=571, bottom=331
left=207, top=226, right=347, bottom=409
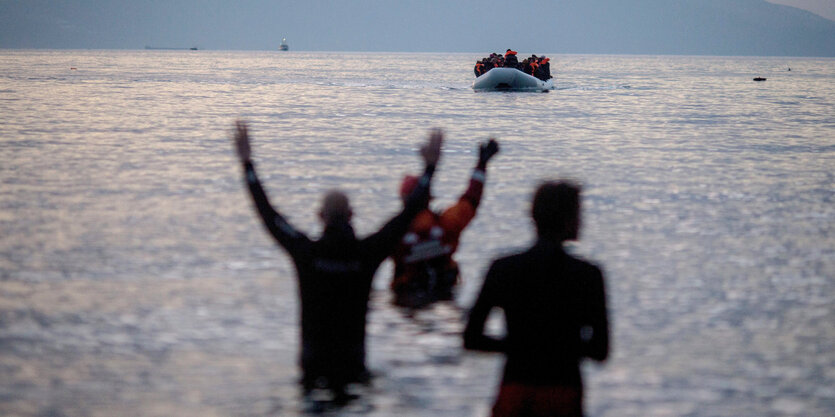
left=464, top=181, right=609, bottom=417
left=233, top=121, right=442, bottom=402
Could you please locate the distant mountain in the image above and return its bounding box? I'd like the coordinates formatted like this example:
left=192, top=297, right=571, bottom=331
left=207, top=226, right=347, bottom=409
left=511, top=0, right=835, bottom=56
left=1, top=0, right=833, bottom=56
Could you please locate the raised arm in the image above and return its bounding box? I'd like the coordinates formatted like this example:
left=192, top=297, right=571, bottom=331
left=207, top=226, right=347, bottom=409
left=364, top=129, right=443, bottom=259
left=461, top=138, right=499, bottom=208
left=233, top=121, right=309, bottom=251
left=463, top=261, right=507, bottom=352
left=438, top=138, right=499, bottom=235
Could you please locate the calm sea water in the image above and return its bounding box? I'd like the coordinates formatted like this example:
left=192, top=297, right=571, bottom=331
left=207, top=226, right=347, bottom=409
left=1, top=50, right=833, bottom=417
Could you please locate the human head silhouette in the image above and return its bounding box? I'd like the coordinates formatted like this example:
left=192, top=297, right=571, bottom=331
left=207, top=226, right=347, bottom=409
left=319, top=190, right=353, bottom=225
left=532, top=181, right=582, bottom=242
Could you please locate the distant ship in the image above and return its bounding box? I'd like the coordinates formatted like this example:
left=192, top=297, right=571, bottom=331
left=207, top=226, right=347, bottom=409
left=279, top=38, right=289, bottom=51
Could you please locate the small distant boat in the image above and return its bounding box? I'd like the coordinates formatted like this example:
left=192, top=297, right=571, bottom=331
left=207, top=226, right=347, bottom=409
left=279, top=38, right=289, bottom=51
left=473, top=68, right=553, bottom=92
left=753, top=77, right=767, bottom=82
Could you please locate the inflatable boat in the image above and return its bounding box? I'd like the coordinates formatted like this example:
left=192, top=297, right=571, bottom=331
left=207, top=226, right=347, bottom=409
left=472, top=68, right=554, bottom=92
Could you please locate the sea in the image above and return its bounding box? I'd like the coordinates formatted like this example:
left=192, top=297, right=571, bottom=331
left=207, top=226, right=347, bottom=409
left=0, top=50, right=833, bottom=417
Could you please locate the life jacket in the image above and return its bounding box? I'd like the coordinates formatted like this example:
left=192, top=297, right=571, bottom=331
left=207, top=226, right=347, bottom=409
left=391, top=210, right=459, bottom=297
left=505, top=52, right=518, bottom=67
left=391, top=178, right=481, bottom=296
left=401, top=211, right=455, bottom=264
left=505, top=50, right=517, bottom=58
left=529, top=61, right=539, bottom=76
left=537, top=58, right=551, bottom=80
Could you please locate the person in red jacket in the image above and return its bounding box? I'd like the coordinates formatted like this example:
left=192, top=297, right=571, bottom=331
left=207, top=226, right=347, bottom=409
left=390, top=138, right=499, bottom=308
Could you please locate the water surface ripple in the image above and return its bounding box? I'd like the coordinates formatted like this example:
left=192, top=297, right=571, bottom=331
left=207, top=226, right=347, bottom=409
left=1, top=51, right=833, bottom=416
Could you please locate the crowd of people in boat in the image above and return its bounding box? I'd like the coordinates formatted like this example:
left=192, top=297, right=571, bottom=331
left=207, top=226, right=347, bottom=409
left=474, top=49, right=552, bottom=81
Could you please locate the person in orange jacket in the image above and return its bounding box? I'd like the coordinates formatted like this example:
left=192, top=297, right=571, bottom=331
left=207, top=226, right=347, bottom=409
left=529, top=59, right=539, bottom=77
left=537, top=56, right=552, bottom=81
left=475, top=60, right=486, bottom=77
left=504, top=49, right=519, bottom=69
left=391, top=138, right=500, bottom=308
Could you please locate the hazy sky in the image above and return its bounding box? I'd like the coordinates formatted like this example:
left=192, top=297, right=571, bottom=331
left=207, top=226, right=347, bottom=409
left=1, top=0, right=833, bottom=55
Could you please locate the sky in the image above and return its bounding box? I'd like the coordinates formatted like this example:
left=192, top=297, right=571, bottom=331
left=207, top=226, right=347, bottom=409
left=1, top=0, right=834, bottom=56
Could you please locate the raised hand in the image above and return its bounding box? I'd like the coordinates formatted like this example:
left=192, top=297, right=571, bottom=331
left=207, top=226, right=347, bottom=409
left=233, top=120, right=252, bottom=163
left=421, top=128, right=443, bottom=167
left=479, top=138, right=500, bottom=166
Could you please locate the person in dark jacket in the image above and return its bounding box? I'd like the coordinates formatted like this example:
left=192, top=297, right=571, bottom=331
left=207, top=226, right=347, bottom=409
left=538, top=56, right=552, bottom=80
left=464, top=181, right=609, bottom=417
left=504, top=49, right=519, bottom=69
left=233, top=121, right=442, bottom=402
left=483, top=58, right=495, bottom=72
left=528, top=56, right=540, bottom=77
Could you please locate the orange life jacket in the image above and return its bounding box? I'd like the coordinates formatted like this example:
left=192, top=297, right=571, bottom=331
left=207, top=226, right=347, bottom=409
left=392, top=175, right=483, bottom=293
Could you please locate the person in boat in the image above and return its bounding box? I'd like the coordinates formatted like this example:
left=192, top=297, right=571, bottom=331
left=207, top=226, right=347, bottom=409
left=535, top=56, right=552, bottom=81
left=475, top=60, right=485, bottom=77
left=504, top=49, right=519, bottom=69
left=390, top=139, right=500, bottom=308
left=464, top=181, right=609, bottom=417
left=524, top=55, right=537, bottom=74
left=528, top=57, right=540, bottom=78
left=487, top=53, right=501, bottom=68
left=520, top=57, right=529, bottom=75
left=482, top=58, right=495, bottom=73
left=476, top=59, right=491, bottom=77
left=233, top=121, right=442, bottom=402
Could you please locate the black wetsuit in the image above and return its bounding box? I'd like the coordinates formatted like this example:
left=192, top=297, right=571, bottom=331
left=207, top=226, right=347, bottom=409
left=243, top=161, right=434, bottom=390
left=464, top=240, right=609, bottom=389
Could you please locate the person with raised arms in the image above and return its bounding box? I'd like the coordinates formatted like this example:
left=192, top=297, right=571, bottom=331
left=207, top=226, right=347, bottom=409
left=233, top=121, right=442, bottom=403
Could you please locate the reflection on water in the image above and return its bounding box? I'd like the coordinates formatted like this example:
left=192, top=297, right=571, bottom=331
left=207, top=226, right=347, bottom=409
left=1, top=51, right=834, bottom=416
